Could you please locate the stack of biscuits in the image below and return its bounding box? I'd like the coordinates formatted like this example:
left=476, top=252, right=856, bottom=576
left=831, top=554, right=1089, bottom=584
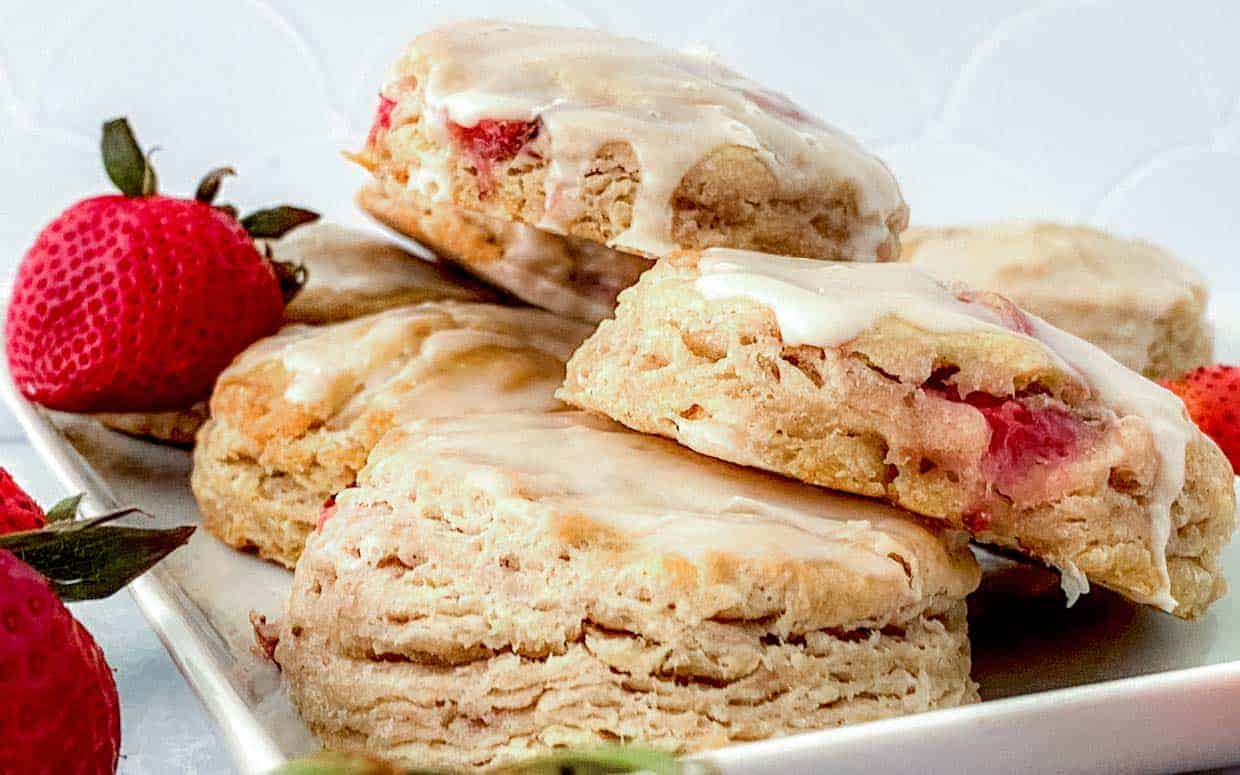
left=157, top=20, right=1235, bottom=771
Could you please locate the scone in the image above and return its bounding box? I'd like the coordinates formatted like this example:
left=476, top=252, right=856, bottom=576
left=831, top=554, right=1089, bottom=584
left=901, top=222, right=1212, bottom=379
left=355, top=21, right=908, bottom=262
left=93, top=403, right=209, bottom=447
left=95, top=222, right=498, bottom=445
left=358, top=181, right=652, bottom=323
left=190, top=302, right=591, bottom=567
left=558, top=250, right=1236, bottom=618
left=275, top=220, right=498, bottom=323
left=275, top=410, right=980, bottom=770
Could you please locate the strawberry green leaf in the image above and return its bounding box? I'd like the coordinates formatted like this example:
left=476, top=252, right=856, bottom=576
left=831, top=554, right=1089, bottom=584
left=44, top=494, right=83, bottom=524
left=0, top=507, right=194, bottom=602
left=215, top=203, right=239, bottom=220
left=195, top=166, right=236, bottom=205
left=101, top=117, right=156, bottom=197
left=241, top=206, right=320, bottom=239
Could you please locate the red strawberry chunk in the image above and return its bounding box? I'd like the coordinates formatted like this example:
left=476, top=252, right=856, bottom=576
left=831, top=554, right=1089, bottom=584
left=367, top=95, right=396, bottom=145
left=962, top=392, right=1087, bottom=486
left=447, top=118, right=540, bottom=195
left=316, top=495, right=338, bottom=532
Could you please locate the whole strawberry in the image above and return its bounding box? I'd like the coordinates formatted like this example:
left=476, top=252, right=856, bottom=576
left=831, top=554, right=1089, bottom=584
left=0, top=467, right=47, bottom=533
left=6, top=118, right=317, bottom=412
left=0, top=481, right=193, bottom=775
left=0, top=549, right=120, bottom=775
left=1161, top=365, right=1240, bottom=473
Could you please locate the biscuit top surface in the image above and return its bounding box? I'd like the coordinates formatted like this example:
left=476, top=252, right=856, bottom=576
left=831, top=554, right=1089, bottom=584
left=364, top=410, right=980, bottom=613
left=901, top=222, right=1207, bottom=313
left=222, top=302, right=591, bottom=426
left=390, top=20, right=904, bottom=258
left=689, top=248, right=1199, bottom=610
left=274, top=222, right=491, bottom=310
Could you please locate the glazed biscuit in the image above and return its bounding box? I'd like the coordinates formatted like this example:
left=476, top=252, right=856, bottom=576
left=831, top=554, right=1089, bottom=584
left=94, top=403, right=208, bottom=447
left=559, top=250, right=1236, bottom=618
left=356, top=21, right=907, bottom=262
left=95, top=222, right=498, bottom=445
left=276, top=410, right=980, bottom=770
left=275, top=220, right=498, bottom=323
left=358, top=182, right=652, bottom=323
left=190, top=302, right=591, bottom=567
left=901, top=222, right=1212, bottom=379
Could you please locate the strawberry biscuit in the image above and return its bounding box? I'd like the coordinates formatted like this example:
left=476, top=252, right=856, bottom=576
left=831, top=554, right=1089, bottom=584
left=559, top=250, right=1236, bottom=618
left=94, top=222, right=498, bottom=446
left=358, top=182, right=651, bottom=323
left=275, top=220, right=498, bottom=324
left=190, top=302, right=591, bottom=567
left=901, top=222, right=1212, bottom=380
left=356, top=21, right=908, bottom=263
left=275, top=411, right=980, bottom=770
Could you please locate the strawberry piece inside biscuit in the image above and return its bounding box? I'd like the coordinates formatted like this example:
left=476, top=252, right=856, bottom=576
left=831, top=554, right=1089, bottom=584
left=447, top=118, right=540, bottom=195
left=367, top=95, right=397, bottom=145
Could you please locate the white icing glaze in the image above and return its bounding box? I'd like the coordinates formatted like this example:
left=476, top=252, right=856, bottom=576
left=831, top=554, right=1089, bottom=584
left=386, top=21, right=904, bottom=259
left=272, top=221, right=480, bottom=299
left=693, top=248, right=1193, bottom=610
left=222, top=302, right=591, bottom=427
left=362, top=411, right=978, bottom=597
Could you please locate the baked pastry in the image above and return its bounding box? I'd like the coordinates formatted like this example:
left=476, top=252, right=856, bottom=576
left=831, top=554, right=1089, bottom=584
left=190, top=302, right=591, bottom=567
left=358, top=182, right=652, bottom=323
left=275, top=220, right=497, bottom=323
left=901, top=222, right=1212, bottom=380
left=275, top=410, right=980, bottom=769
left=559, top=249, right=1236, bottom=618
left=93, top=403, right=208, bottom=447
left=355, top=20, right=908, bottom=262
left=94, top=222, right=498, bottom=445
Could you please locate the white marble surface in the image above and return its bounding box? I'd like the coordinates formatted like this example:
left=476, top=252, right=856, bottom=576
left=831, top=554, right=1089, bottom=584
left=2, top=1, right=1239, bottom=772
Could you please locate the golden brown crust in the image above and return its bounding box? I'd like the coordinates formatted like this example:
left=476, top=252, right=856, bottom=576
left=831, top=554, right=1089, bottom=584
left=558, top=252, right=1236, bottom=618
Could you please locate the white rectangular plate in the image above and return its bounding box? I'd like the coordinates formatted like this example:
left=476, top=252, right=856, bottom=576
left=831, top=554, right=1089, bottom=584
left=6, top=338, right=1240, bottom=775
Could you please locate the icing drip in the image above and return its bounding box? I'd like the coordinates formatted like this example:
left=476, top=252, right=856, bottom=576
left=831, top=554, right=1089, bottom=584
left=383, top=21, right=905, bottom=259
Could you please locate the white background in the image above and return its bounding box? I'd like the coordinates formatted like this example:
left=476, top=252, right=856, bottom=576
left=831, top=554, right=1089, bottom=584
left=2, top=1, right=1239, bottom=772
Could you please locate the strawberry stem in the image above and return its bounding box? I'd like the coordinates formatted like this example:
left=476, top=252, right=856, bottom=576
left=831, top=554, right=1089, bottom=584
left=0, top=507, right=194, bottom=602
left=241, top=206, right=320, bottom=239
left=101, top=117, right=157, bottom=197
left=195, top=166, right=237, bottom=205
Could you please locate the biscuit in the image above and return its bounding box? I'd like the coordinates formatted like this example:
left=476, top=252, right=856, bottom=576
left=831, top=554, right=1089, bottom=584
left=93, top=403, right=208, bottom=447
left=190, top=302, right=591, bottom=567
left=275, top=410, right=980, bottom=770
left=558, top=250, right=1236, bottom=618
left=275, top=220, right=498, bottom=323
left=358, top=182, right=652, bottom=323
left=94, top=222, right=498, bottom=446
left=355, top=21, right=908, bottom=262
left=901, top=222, right=1212, bottom=379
